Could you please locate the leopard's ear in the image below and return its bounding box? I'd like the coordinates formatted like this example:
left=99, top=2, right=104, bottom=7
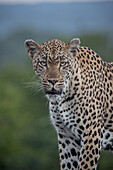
left=24, top=39, right=41, bottom=59
left=68, top=38, right=80, bottom=55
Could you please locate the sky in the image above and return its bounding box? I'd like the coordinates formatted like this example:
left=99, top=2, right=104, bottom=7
left=0, top=0, right=112, bottom=4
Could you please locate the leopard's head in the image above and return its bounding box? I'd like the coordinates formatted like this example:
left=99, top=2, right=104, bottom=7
left=25, top=38, right=80, bottom=97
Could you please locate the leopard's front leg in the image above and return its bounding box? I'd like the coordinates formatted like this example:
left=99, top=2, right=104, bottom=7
left=79, top=122, right=104, bottom=170
left=58, top=133, right=80, bottom=170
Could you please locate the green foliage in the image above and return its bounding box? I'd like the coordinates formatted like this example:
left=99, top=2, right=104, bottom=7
left=0, top=69, right=59, bottom=170
left=0, top=32, right=113, bottom=170
left=98, top=151, right=113, bottom=170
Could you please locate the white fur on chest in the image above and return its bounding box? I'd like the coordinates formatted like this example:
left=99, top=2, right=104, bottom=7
left=49, top=97, right=82, bottom=139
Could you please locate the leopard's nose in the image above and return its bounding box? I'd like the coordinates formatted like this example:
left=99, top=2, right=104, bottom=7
left=48, top=80, right=58, bottom=85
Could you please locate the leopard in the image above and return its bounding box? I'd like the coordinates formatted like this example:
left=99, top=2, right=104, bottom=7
left=25, top=38, right=113, bottom=170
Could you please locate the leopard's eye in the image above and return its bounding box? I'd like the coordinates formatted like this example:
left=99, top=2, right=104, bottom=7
left=60, top=62, right=67, bottom=67
left=40, top=61, right=47, bottom=66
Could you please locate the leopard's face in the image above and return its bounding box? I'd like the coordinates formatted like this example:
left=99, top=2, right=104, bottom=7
left=25, top=39, right=80, bottom=96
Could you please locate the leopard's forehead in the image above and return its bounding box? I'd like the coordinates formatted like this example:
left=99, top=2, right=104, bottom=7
left=42, top=39, right=67, bottom=49
left=40, top=39, right=67, bottom=59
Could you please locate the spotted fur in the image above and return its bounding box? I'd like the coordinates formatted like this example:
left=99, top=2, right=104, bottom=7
left=25, top=38, right=113, bottom=170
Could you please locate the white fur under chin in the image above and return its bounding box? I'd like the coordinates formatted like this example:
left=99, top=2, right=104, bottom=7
left=46, top=94, right=61, bottom=102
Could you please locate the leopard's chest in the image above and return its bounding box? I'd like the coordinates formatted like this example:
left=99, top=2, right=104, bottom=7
left=49, top=98, right=85, bottom=139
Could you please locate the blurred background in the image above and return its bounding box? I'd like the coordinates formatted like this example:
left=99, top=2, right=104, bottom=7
left=0, top=0, right=113, bottom=169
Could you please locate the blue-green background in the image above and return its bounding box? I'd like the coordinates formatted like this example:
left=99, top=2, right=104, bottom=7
left=0, top=2, right=113, bottom=170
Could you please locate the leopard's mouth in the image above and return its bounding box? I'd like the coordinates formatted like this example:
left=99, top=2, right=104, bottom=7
left=45, top=88, right=62, bottom=95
